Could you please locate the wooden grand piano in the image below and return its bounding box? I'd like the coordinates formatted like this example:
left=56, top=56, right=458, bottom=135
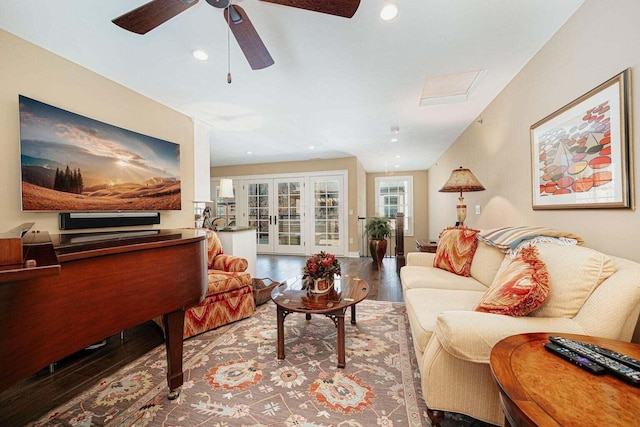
left=0, top=224, right=207, bottom=399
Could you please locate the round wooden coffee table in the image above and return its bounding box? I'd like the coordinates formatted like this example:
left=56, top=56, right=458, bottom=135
left=490, top=333, right=640, bottom=427
left=270, top=274, right=369, bottom=368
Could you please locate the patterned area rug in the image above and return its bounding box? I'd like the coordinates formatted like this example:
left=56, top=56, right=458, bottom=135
left=31, top=300, right=490, bottom=427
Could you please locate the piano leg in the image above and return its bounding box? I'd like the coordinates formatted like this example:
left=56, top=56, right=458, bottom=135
left=163, top=309, right=186, bottom=400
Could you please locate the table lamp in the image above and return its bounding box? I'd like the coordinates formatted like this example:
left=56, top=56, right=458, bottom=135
left=439, top=166, right=485, bottom=226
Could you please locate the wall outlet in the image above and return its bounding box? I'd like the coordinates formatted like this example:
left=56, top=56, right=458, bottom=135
left=349, top=237, right=354, bottom=244
left=475, top=205, right=481, bottom=215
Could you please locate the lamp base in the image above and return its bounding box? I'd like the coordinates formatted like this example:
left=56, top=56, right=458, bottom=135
left=456, top=195, right=467, bottom=226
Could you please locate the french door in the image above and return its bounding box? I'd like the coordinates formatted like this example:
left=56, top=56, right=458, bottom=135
left=309, top=175, right=345, bottom=255
left=247, top=178, right=305, bottom=254
left=216, top=171, right=347, bottom=256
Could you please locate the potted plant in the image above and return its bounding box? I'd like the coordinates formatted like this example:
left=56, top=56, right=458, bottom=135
left=365, top=216, right=392, bottom=270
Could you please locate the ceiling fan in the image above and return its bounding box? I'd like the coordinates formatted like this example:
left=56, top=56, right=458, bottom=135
left=112, top=0, right=361, bottom=70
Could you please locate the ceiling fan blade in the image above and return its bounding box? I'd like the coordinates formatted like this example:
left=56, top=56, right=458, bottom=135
left=112, top=0, right=199, bottom=34
left=259, top=0, right=360, bottom=18
left=223, top=5, right=275, bottom=70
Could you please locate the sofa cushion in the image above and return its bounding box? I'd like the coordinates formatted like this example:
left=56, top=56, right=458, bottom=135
left=400, top=265, right=489, bottom=292
left=469, top=242, right=505, bottom=287
left=434, top=311, right=586, bottom=363
left=531, top=242, right=616, bottom=318
left=405, top=288, right=486, bottom=355
left=475, top=245, right=549, bottom=316
left=433, top=227, right=480, bottom=277
left=207, top=270, right=252, bottom=296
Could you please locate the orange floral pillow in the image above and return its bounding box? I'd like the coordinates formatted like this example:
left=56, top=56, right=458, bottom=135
left=433, top=226, right=480, bottom=276
left=475, top=245, right=549, bottom=316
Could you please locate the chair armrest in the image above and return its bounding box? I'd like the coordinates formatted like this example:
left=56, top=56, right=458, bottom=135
left=211, top=254, right=248, bottom=272
left=406, top=252, right=436, bottom=267
left=433, top=311, right=586, bottom=363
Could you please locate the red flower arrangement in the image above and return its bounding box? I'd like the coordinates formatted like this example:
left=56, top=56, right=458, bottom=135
left=302, top=251, right=341, bottom=286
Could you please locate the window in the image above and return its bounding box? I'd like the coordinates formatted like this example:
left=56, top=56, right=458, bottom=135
left=375, top=176, right=413, bottom=236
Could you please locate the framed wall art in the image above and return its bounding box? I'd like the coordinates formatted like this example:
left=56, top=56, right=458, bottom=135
left=19, top=95, right=181, bottom=212
left=530, top=68, right=633, bottom=209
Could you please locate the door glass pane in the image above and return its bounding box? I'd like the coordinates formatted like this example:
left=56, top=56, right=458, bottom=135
left=276, top=181, right=302, bottom=248
left=248, top=183, right=270, bottom=246
left=314, top=179, right=340, bottom=248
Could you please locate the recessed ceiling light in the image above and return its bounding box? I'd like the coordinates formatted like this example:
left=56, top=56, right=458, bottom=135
left=192, top=49, right=209, bottom=61
left=395, top=155, right=401, bottom=158
left=309, top=146, right=315, bottom=150
left=394, top=164, right=400, bottom=168
left=391, top=137, right=398, bottom=142
left=380, top=4, right=398, bottom=21
left=247, top=151, right=252, bottom=155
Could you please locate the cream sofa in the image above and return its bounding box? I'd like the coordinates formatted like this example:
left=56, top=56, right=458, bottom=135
left=400, top=241, right=640, bottom=426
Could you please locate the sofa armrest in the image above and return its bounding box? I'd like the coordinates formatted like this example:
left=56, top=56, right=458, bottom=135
left=433, top=311, right=586, bottom=363
left=406, top=252, right=436, bottom=267
left=211, top=254, right=248, bottom=272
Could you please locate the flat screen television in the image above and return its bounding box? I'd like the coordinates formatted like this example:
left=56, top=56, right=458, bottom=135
left=19, top=95, right=181, bottom=212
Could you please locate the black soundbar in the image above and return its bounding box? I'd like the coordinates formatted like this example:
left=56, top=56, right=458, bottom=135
left=59, top=212, right=160, bottom=230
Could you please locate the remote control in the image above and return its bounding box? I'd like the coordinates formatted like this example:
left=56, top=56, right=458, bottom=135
left=549, top=336, right=640, bottom=386
left=543, top=342, right=606, bottom=374
left=570, top=340, right=640, bottom=371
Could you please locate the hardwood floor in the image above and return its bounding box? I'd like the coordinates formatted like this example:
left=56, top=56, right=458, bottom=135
left=256, top=253, right=404, bottom=302
left=0, top=254, right=403, bottom=426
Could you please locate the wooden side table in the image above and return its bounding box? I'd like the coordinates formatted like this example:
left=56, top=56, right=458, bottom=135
left=415, top=239, right=437, bottom=253
left=490, top=333, right=640, bottom=427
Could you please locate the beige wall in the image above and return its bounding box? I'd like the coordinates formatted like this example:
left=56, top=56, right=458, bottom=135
left=429, top=0, right=640, bottom=262
left=0, top=30, right=195, bottom=234
left=212, top=157, right=363, bottom=254
left=366, top=170, right=429, bottom=252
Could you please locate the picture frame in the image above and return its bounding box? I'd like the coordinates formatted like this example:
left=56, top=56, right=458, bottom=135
left=530, top=69, right=633, bottom=209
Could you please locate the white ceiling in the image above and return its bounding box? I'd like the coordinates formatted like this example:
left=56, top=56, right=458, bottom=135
left=0, top=0, right=584, bottom=173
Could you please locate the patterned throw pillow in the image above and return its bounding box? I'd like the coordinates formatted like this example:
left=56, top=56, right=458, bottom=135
left=474, top=245, right=549, bottom=316
left=206, top=230, right=224, bottom=268
left=433, top=226, right=480, bottom=277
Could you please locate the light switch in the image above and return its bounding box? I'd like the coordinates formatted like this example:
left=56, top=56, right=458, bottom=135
left=475, top=205, right=481, bottom=215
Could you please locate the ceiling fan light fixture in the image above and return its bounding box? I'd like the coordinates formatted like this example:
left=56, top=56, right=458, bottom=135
left=192, top=49, right=209, bottom=61
left=380, top=4, right=398, bottom=21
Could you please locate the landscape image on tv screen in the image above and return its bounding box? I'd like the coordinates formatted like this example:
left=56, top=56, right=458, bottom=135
left=19, top=95, right=181, bottom=211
